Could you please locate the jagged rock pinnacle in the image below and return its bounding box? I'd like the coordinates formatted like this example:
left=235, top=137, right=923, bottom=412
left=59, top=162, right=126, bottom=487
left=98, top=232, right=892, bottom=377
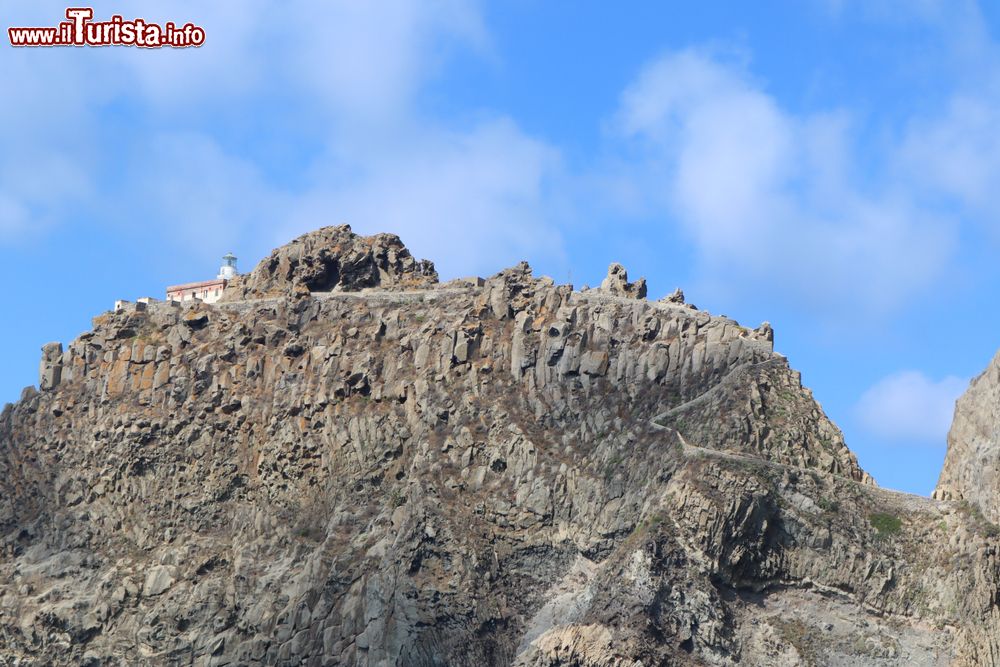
left=221, top=224, right=438, bottom=301
left=599, top=262, right=647, bottom=299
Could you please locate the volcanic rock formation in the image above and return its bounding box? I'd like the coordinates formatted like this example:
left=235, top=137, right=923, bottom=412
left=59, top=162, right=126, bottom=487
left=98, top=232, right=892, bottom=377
left=3, top=225, right=1000, bottom=665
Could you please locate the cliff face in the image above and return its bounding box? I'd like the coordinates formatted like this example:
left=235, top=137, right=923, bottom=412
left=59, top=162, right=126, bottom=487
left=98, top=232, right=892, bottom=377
left=2, top=225, right=1000, bottom=666
left=936, top=352, right=1000, bottom=520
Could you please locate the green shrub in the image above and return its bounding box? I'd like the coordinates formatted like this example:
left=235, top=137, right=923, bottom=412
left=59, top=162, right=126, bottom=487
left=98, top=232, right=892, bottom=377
left=869, top=512, right=902, bottom=538
left=817, top=497, right=840, bottom=514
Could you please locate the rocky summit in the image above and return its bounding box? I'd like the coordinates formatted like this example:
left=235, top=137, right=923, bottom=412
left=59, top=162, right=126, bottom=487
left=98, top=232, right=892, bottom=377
left=4, top=225, right=1000, bottom=666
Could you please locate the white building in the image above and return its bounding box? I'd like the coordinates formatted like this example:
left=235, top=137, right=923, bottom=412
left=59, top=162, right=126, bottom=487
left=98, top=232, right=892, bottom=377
left=165, top=253, right=239, bottom=305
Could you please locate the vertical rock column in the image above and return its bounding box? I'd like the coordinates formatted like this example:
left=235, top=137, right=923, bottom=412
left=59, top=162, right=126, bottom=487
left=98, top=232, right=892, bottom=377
left=39, top=341, right=63, bottom=391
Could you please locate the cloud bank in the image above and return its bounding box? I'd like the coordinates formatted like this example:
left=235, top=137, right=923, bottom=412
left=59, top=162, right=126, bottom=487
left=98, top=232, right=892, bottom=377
left=855, top=371, right=967, bottom=444
left=612, top=49, right=957, bottom=315
left=0, top=1, right=564, bottom=279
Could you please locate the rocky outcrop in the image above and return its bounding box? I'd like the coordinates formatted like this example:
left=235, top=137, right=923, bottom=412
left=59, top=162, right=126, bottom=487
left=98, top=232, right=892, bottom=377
left=220, top=224, right=437, bottom=301
left=1, top=227, right=998, bottom=665
left=598, top=263, right=646, bottom=299
left=661, top=287, right=685, bottom=305
left=38, top=342, right=63, bottom=391
left=936, top=352, right=1000, bottom=515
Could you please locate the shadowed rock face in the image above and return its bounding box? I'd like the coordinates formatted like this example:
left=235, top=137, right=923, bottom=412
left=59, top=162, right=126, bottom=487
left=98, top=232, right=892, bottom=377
left=4, top=228, right=1000, bottom=666
left=220, top=224, right=438, bottom=301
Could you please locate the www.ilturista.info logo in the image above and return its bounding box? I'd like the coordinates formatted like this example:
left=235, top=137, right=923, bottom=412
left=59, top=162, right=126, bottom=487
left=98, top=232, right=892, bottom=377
left=8, top=8, right=205, bottom=48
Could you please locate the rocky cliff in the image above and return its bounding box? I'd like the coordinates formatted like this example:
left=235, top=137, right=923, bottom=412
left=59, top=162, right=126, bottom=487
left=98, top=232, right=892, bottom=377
left=2, top=225, right=1000, bottom=666
left=936, top=353, right=1000, bottom=520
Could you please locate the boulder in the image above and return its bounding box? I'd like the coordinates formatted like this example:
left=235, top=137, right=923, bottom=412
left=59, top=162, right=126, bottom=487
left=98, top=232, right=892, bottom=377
left=142, top=566, right=176, bottom=597
left=599, top=263, right=646, bottom=299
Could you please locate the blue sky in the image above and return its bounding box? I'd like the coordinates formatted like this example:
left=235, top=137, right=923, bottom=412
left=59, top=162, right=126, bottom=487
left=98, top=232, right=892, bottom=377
left=3, top=0, right=999, bottom=494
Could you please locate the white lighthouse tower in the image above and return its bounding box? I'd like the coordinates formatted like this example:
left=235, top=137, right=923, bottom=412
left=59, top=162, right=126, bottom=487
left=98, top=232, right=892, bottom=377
left=218, top=252, right=238, bottom=280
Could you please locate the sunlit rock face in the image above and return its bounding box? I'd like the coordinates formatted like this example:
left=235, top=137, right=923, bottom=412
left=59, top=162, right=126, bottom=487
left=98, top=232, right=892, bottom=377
left=936, top=352, right=1000, bottom=518
left=3, top=226, right=999, bottom=666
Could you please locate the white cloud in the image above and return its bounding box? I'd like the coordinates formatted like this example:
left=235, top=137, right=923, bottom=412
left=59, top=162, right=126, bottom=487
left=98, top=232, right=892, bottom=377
left=121, top=133, right=288, bottom=261
left=899, top=93, right=1000, bottom=216
left=0, top=44, right=110, bottom=237
left=101, top=118, right=566, bottom=279
left=614, top=49, right=956, bottom=314
left=94, top=0, right=489, bottom=117
left=855, top=371, right=967, bottom=444
left=0, top=0, right=566, bottom=279
left=274, top=0, right=489, bottom=119
left=280, top=118, right=565, bottom=279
